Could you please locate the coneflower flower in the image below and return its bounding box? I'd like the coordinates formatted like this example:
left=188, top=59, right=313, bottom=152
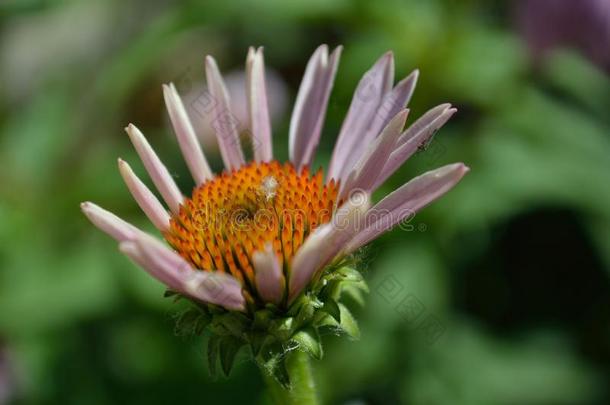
left=81, top=45, right=468, bottom=399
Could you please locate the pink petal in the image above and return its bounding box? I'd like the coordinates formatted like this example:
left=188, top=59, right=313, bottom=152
left=118, top=159, right=170, bottom=232
left=288, top=224, right=333, bottom=302
left=252, top=243, right=285, bottom=304
left=123, top=234, right=246, bottom=311
left=327, top=51, right=394, bottom=182
left=80, top=202, right=140, bottom=242
left=289, top=192, right=370, bottom=302
left=119, top=241, right=171, bottom=286
left=163, top=83, right=213, bottom=184
left=184, top=271, right=246, bottom=311
left=246, top=47, right=273, bottom=162
left=205, top=56, right=245, bottom=171
left=289, top=44, right=342, bottom=170
left=365, top=69, right=419, bottom=149
left=125, top=124, right=184, bottom=214
left=347, top=163, right=469, bottom=252
left=340, top=109, right=409, bottom=196
left=397, top=103, right=454, bottom=145
left=372, top=104, right=456, bottom=190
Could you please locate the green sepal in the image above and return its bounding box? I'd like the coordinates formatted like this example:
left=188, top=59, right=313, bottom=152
left=294, top=296, right=323, bottom=329
left=291, top=327, right=323, bottom=360
left=207, top=334, right=220, bottom=378
left=340, top=283, right=368, bottom=308
left=256, top=341, right=291, bottom=389
left=270, top=317, right=294, bottom=341
left=260, top=354, right=290, bottom=389
left=211, top=312, right=249, bottom=337
left=338, top=303, right=360, bottom=340
left=174, top=307, right=211, bottom=336
left=170, top=263, right=369, bottom=382
left=315, top=314, right=339, bottom=331
left=323, top=267, right=368, bottom=302
left=321, top=298, right=341, bottom=322
left=248, top=332, right=271, bottom=358
left=219, top=336, right=244, bottom=376
left=334, top=266, right=365, bottom=282
left=252, top=308, right=273, bottom=330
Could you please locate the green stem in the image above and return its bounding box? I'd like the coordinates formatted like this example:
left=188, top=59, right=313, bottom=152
left=262, top=350, right=319, bottom=405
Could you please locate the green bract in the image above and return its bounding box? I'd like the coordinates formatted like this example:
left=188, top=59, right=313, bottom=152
left=171, top=264, right=368, bottom=388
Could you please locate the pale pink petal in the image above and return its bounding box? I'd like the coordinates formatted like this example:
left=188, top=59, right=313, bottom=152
left=397, top=103, right=454, bottom=145
left=347, top=163, right=469, bottom=252
left=119, top=241, right=167, bottom=292
left=288, top=224, right=333, bottom=302
left=289, top=192, right=370, bottom=302
left=289, top=45, right=342, bottom=170
left=246, top=47, right=273, bottom=162
left=163, top=83, right=213, bottom=184
left=205, top=56, right=245, bottom=171
left=184, top=271, right=246, bottom=311
left=118, top=159, right=170, bottom=232
left=80, top=201, right=140, bottom=242
left=328, top=52, right=394, bottom=182
left=124, top=234, right=246, bottom=311
left=252, top=243, right=285, bottom=304
left=372, top=104, right=456, bottom=190
left=340, top=109, right=409, bottom=196
left=125, top=124, right=183, bottom=214
left=366, top=69, right=419, bottom=147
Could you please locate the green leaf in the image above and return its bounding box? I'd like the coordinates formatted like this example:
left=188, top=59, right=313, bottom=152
left=338, top=303, right=360, bottom=340
left=219, top=336, right=244, bottom=377
left=292, top=327, right=323, bottom=360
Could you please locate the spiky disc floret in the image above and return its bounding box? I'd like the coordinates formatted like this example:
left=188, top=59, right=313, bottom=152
left=165, top=161, right=340, bottom=308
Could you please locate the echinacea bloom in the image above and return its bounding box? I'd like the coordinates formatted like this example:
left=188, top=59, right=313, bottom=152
left=81, top=45, right=468, bottom=386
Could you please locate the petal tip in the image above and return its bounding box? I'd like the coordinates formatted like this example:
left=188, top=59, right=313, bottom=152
left=205, top=55, right=216, bottom=68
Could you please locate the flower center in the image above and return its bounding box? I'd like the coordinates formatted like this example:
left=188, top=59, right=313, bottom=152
left=164, top=161, right=339, bottom=288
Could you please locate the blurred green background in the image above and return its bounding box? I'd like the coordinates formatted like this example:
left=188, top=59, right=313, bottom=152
left=1, top=0, right=610, bottom=403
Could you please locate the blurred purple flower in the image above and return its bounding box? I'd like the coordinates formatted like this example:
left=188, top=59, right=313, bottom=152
left=516, top=0, right=610, bottom=71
